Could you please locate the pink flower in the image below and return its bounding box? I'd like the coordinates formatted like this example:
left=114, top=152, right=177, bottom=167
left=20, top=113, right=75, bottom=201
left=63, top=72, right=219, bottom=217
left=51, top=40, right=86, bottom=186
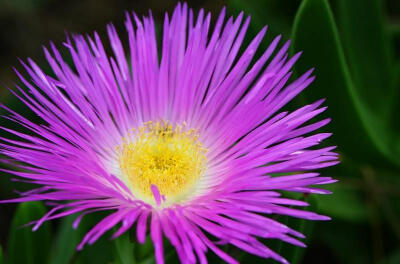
left=0, top=3, right=338, bottom=263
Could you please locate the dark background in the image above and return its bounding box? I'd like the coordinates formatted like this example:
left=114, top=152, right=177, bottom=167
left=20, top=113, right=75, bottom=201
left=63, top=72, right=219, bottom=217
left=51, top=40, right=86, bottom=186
left=0, top=0, right=400, bottom=263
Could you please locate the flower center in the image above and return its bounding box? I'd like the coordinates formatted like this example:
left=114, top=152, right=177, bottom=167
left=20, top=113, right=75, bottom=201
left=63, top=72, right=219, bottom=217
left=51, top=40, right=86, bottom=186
left=117, top=121, right=207, bottom=205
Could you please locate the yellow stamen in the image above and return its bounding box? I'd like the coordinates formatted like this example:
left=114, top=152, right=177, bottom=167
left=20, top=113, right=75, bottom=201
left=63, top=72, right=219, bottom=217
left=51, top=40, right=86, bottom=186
left=117, top=121, right=207, bottom=205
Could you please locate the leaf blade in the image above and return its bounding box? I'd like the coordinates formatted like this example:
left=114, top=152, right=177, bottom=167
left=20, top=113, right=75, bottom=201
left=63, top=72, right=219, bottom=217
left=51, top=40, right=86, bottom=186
left=7, top=202, right=52, bottom=264
left=291, top=0, right=396, bottom=166
left=337, top=0, right=393, bottom=110
left=49, top=214, right=83, bottom=264
left=114, top=232, right=136, bottom=264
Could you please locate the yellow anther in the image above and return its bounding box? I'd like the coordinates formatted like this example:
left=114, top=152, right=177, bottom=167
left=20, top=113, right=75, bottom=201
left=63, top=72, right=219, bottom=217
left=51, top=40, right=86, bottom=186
left=117, top=121, right=207, bottom=205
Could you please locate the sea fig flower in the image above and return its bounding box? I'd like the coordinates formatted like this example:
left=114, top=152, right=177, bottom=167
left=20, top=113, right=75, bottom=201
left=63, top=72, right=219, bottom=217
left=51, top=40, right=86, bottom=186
left=0, top=3, right=338, bottom=264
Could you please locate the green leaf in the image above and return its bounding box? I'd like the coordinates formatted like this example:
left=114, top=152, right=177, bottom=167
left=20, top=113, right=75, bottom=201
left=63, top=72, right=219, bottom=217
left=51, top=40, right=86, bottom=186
left=73, top=213, right=115, bottom=264
left=139, top=256, right=155, bottom=264
left=75, top=238, right=115, bottom=264
left=315, top=220, right=371, bottom=263
left=336, top=0, right=393, bottom=115
left=291, top=0, right=397, bottom=166
left=134, top=236, right=154, bottom=261
left=49, top=214, right=84, bottom=264
left=335, top=0, right=400, bottom=167
left=8, top=202, right=52, bottom=264
left=114, top=232, right=136, bottom=264
left=316, top=183, right=368, bottom=223
left=387, top=248, right=400, bottom=264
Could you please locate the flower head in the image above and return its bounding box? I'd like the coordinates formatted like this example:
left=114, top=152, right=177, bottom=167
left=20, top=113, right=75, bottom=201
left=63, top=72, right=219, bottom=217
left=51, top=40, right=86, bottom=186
left=0, top=3, right=338, bottom=264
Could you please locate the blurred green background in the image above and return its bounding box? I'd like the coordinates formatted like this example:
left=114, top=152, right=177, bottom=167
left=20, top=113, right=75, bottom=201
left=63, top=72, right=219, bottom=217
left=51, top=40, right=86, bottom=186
left=0, top=0, right=400, bottom=263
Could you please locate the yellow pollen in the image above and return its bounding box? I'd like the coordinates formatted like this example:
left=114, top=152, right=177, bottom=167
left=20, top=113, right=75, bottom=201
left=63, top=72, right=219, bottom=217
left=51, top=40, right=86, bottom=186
left=117, top=121, right=208, bottom=204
